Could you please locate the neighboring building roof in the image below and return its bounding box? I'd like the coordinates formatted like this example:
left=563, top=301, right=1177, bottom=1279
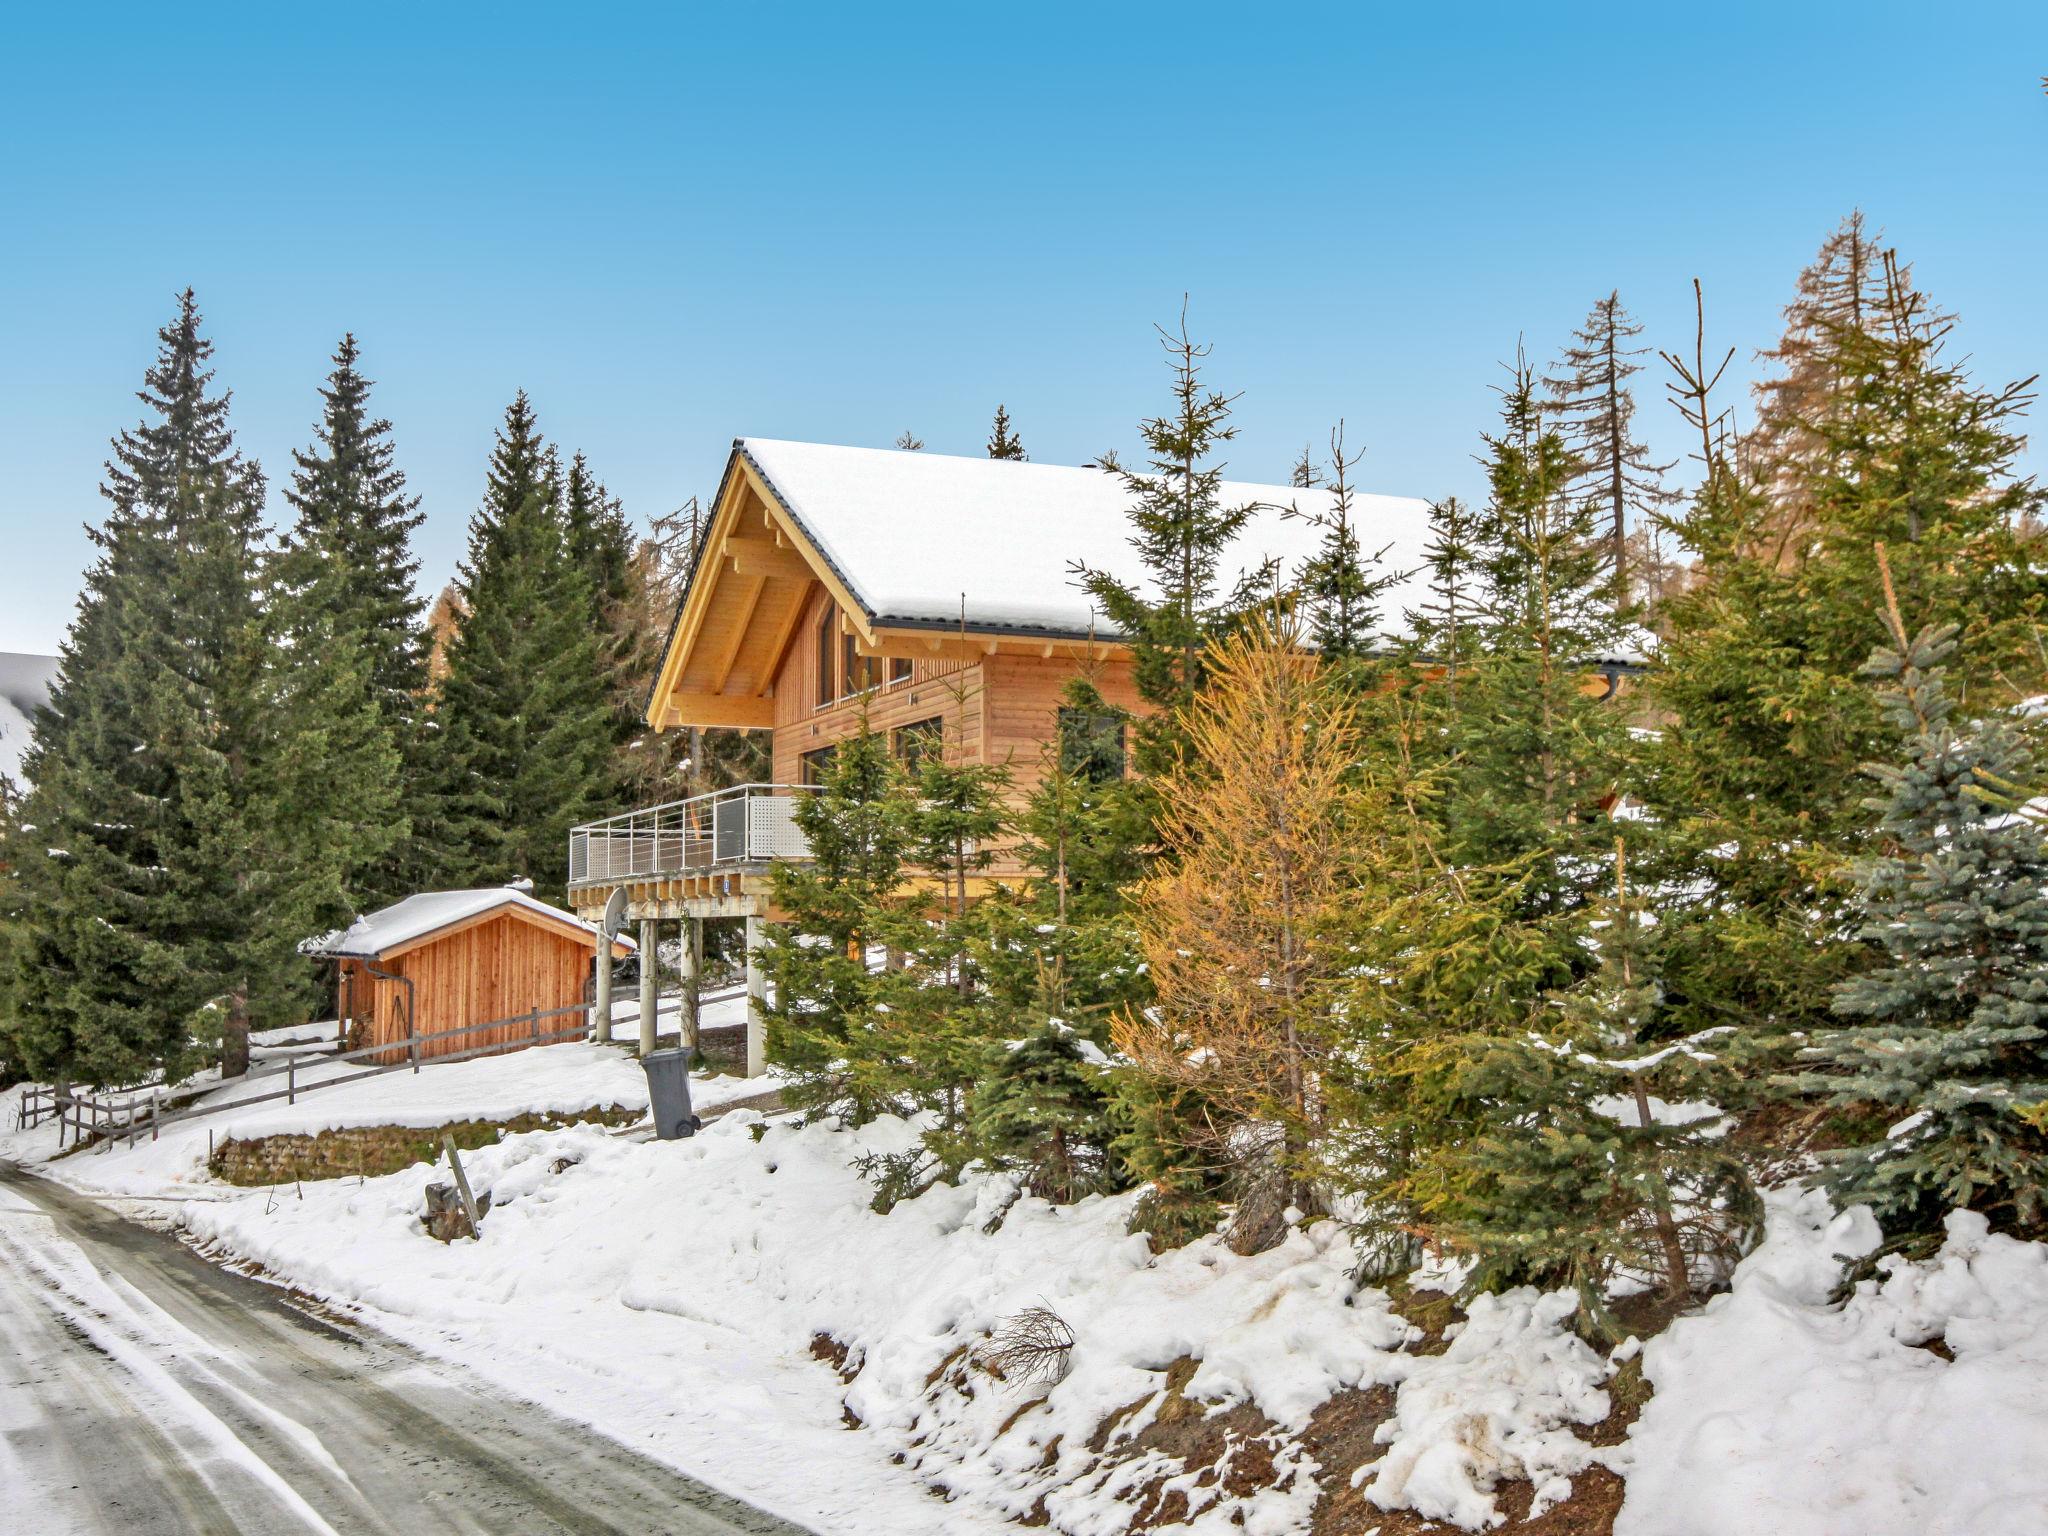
left=0, top=652, right=59, bottom=789
left=303, top=887, right=632, bottom=961
left=735, top=437, right=1438, bottom=643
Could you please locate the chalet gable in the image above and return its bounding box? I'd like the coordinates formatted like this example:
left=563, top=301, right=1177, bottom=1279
left=646, top=437, right=1438, bottom=734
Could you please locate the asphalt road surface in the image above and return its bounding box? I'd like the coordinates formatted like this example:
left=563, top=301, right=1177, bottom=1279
left=0, top=1161, right=813, bottom=1536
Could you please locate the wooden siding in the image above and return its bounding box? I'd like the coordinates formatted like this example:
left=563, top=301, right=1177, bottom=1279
left=337, top=911, right=603, bottom=1063
left=770, top=588, right=984, bottom=781
left=760, top=608, right=1146, bottom=878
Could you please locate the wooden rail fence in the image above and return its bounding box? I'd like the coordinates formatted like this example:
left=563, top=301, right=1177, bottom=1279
left=13, top=994, right=702, bottom=1152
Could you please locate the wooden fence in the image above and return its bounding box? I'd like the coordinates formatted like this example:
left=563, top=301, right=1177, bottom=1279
left=14, top=993, right=698, bottom=1152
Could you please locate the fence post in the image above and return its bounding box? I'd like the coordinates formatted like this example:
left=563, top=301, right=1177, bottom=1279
left=529, top=1006, right=540, bottom=1049
left=287, top=1055, right=296, bottom=1105
left=152, top=1090, right=161, bottom=1143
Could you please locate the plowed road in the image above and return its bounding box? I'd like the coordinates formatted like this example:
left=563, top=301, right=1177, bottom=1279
left=0, top=1163, right=810, bottom=1535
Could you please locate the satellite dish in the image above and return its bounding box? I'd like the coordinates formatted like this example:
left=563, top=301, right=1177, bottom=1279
left=601, top=885, right=629, bottom=941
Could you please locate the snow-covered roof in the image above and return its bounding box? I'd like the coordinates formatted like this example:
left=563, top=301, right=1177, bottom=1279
left=302, top=887, right=629, bottom=960
left=736, top=438, right=1440, bottom=644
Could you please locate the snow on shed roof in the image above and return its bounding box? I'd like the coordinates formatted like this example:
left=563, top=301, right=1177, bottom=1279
left=738, top=437, right=1440, bottom=645
left=302, top=887, right=628, bottom=960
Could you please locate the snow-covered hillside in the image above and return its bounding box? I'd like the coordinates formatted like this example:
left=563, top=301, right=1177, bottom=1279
left=10, top=1090, right=2043, bottom=1536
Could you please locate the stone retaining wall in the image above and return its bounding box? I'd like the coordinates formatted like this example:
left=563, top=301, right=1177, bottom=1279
left=207, top=1106, right=639, bottom=1186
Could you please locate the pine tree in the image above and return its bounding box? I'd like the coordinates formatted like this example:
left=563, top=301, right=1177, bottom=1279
left=1745, top=211, right=1896, bottom=553
left=969, top=958, right=1126, bottom=1204
left=1648, top=257, right=2045, bottom=1047
left=757, top=722, right=913, bottom=1124
left=275, top=334, right=424, bottom=909
left=1440, top=355, right=1629, bottom=917
left=428, top=394, right=617, bottom=900
left=986, top=404, right=1027, bottom=461
left=1543, top=292, right=1674, bottom=604
left=860, top=718, right=1012, bottom=1183
left=1408, top=839, right=1759, bottom=1330
left=1403, top=495, right=1481, bottom=679
left=894, top=430, right=925, bottom=452
left=1076, top=308, right=1267, bottom=774
left=1787, top=609, right=2048, bottom=1240
left=1289, top=422, right=1394, bottom=660
left=3, top=293, right=281, bottom=1085
left=959, top=687, right=1148, bottom=1204
left=1113, top=611, right=1364, bottom=1253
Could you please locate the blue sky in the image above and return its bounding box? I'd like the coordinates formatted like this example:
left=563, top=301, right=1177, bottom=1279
left=1, top=2, right=2043, bottom=654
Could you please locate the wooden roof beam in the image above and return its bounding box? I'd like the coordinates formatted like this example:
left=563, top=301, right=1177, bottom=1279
left=656, top=692, right=776, bottom=730
left=710, top=574, right=768, bottom=693
left=724, top=536, right=814, bottom=583
left=756, top=585, right=815, bottom=697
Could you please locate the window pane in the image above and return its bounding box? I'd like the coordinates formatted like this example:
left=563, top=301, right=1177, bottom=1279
left=800, top=745, right=838, bottom=786
left=1058, top=708, right=1126, bottom=784
left=815, top=609, right=835, bottom=705
left=894, top=716, right=943, bottom=769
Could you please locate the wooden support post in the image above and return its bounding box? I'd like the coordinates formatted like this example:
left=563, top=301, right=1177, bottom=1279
left=681, top=917, right=701, bottom=1055
left=594, top=939, right=614, bottom=1043
left=744, top=913, right=766, bottom=1079
left=639, top=918, right=658, bottom=1057
left=442, top=1136, right=483, bottom=1242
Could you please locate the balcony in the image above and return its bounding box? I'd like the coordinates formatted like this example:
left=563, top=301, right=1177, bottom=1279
left=567, top=783, right=819, bottom=891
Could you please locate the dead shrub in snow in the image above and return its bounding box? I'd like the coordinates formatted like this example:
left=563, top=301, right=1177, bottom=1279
left=978, top=1305, right=1076, bottom=1389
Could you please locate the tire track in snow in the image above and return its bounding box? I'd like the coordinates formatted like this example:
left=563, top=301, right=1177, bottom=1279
left=0, top=1164, right=813, bottom=1535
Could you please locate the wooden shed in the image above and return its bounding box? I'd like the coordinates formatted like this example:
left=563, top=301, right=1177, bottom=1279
left=306, top=888, right=633, bottom=1063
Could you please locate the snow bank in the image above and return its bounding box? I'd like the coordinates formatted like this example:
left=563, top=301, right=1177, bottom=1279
left=1617, top=1187, right=2048, bottom=1536
left=163, top=1108, right=1626, bottom=1534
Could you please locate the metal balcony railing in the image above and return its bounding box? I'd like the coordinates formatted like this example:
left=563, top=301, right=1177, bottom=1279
left=568, top=783, right=819, bottom=888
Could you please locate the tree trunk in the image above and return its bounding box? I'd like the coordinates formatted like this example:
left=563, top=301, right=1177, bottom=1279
left=221, top=984, right=251, bottom=1079
left=1632, top=1072, right=1692, bottom=1300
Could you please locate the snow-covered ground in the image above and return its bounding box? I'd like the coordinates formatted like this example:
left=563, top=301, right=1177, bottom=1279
left=6, top=1023, right=2046, bottom=1534
left=0, top=989, right=772, bottom=1201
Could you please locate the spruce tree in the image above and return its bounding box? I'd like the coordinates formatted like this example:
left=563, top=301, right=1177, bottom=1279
left=757, top=723, right=913, bottom=1124
left=1440, top=356, right=1629, bottom=919
left=960, top=687, right=1148, bottom=1204
left=275, top=334, right=425, bottom=909
left=1543, top=291, right=1674, bottom=604
left=1076, top=309, right=1267, bottom=774
left=986, top=404, right=1027, bottom=460
left=1408, top=840, right=1759, bottom=1329
left=858, top=724, right=1011, bottom=1190
left=1648, top=254, right=2045, bottom=1047
left=1403, top=495, right=1481, bottom=680
left=3, top=293, right=280, bottom=1085
left=969, top=960, right=1126, bottom=1205
left=1788, top=615, right=2048, bottom=1239
left=1289, top=422, right=1394, bottom=660
left=428, top=394, right=617, bottom=900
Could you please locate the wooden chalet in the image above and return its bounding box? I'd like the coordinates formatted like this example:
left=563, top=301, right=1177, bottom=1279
left=565, top=437, right=1456, bottom=1074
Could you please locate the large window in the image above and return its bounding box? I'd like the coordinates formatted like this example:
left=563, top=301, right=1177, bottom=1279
left=1058, top=708, right=1127, bottom=785
left=814, top=607, right=836, bottom=706
left=894, top=716, right=944, bottom=770
left=800, top=745, right=838, bottom=786
left=889, top=656, right=914, bottom=684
